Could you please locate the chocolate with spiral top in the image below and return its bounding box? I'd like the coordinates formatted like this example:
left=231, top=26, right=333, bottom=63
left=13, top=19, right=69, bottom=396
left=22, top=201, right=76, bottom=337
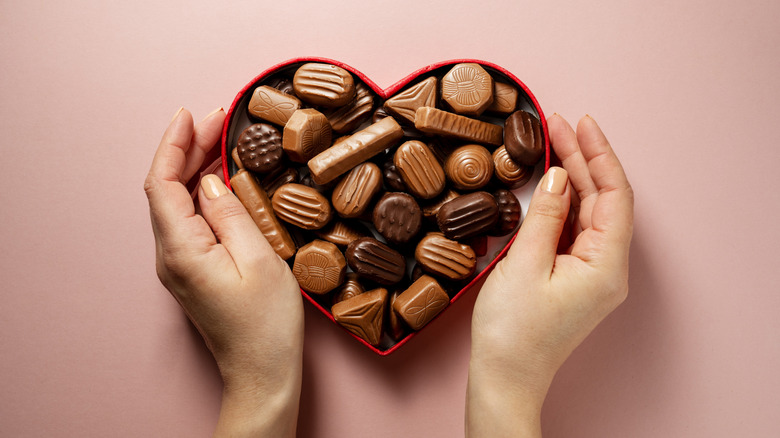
left=444, top=144, right=493, bottom=191
left=492, top=145, right=534, bottom=189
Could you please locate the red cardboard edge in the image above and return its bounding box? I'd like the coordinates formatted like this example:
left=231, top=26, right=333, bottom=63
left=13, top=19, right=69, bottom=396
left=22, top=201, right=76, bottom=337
left=221, top=57, right=550, bottom=356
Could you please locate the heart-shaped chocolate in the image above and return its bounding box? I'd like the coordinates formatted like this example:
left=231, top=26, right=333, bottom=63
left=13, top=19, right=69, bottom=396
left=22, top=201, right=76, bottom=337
left=222, top=58, right=550, bottom=355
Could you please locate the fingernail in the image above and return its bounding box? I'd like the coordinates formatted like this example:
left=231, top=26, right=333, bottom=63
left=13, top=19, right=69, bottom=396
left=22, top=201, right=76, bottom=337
left=202, top=107, right=224, bottom=122
left=201, top=174, right=228, bottom=200
left=170, top=107, right=184, bottom=123
left=541, top=167, right=568, bottom=194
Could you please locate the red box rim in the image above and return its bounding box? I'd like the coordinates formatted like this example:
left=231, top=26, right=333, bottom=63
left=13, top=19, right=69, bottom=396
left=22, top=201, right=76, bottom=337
left=221, top=57, right=550, bottom=356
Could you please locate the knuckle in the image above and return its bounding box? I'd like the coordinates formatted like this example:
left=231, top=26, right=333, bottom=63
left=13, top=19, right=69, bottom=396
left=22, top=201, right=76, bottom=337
left=211, top=199, right=248, bottom=221
left=532, top=198, right=567, bottom=221
left=143, top=175, right=158, bottom=198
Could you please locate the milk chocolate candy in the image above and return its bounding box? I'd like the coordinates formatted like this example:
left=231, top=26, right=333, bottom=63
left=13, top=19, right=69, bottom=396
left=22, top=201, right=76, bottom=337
left=444, top=144, right=494, bottom=191
left=260, top=167, right=298, bottom=198
left=293, top=63, right=356, bottom=108
left=267, top=77, right=295, bottom=95
left=384, top=76, right=437, bottom=125
left=490, top=189, right=521, bottom=237
left=229, top=169, right=296, bottom=260
left=332, top=273, right=365, bottom=305
left=236, top=123, right=284, bottom=174
left=437, top=191, right=499, bottom=240
left=492, top=145, right=533, bottom=189
left=393, top=275, right=449, bottom=330
left=441, top=63, right=494, bottom=116
left=332, top=287, right=387, bottom=346
left=346, top=237, right=406, bottom=285
left=386, top=290, right=406, bottom=341
left=421, top=189, right=460, bottom=222
left=292, top=240, right=346, bottom=295
left=415, top=107, right=503, bottom=146
left=415, top=233, right=476, bottom=281
left=315, top=220, right=371, bottom=248
left=308, top=116, right=404, bottom=185
left=271, top=183, right=333, bottom=230
left=231, top=146, right=244, bottom=170
left=324, top=82, right=374, bottom=134
left=487, top=82, right=518, bottom=114
left=248, top=85, right=302, bottom=126
left=393, top=140, right=446, bottom=199
left=372, top=192, right=422, bottom=245
left=283, top=109, right=332, bottom=163
left=504, top=110, right=544, bottom=166
left=331, top=162, right=382, bottom=218
left=382, top=156, right=407, bottom=192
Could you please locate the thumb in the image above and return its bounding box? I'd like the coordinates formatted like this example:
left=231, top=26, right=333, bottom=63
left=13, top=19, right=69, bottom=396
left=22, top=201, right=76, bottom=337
left=505, top=167, right=571, bottom=277
left=198, top=174, right=278, bottom=275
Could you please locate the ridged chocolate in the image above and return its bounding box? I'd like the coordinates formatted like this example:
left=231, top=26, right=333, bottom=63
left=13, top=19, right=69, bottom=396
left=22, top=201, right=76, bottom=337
left=229, top=170, right=296, bottom=260
left=382, top=156, right=408, bottom=192
left=393, top=275, right=449, bottom=330
left=346, top=237, right=406, bottom=285
left=492, top=145, right=534, bottom=189
left=441, top=63, right=493, bottom=116
left=504, top=110, right=543, bottom=166
left=487, top=82, right=517, bottom=114
left=331, top=162, right=382, bottom=218
left=332, top=288, right=387, bottom=346
left=421, top=189, right=460, bottom=221
left=384, top=76, right=437, bottom=125
left=267, top=77, right=295, bottom=95
left=437, top=191, right=499, bottom=240
left=372, top=192, right=422, bottom=245
left=444, top=144, right=494, bottom=190
left=415, top=233, right=476, bottom=281
left=292, top=240, right=346, bottom=295
left=324, top=82, right=374, bottom=133
left=308, top=117, right=404, bottom=185
left=490, top=189, right=521, bottom=237
left=293, top=63, right=356, bottom=108
left=247, top=85, right=301, bottom=126
left=332, top=273, right=366, bottom=306
left=415, top=106, right=503, bottom=146
left=283, top=109, right=332, bottom=163
left=271, top=183, right=333, bottom=230
left=236, top=123, right=283, bottom=174
left=393, top=140, right=446, bottom=199
left=315, top=220, right=371, bottom=248
left=260, top=167, right=298, bottom=198
left=386, top=290, right=406, bottom=341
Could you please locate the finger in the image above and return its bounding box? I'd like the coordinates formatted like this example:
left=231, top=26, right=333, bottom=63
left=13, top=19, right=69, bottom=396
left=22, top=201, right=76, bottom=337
left=145, top=109, right=201, bottom=241
left=197, top=174, right=279, bottom=277
left=505, top=167, right=571, bottom=277
left=182, top=107, right=226, bottom=185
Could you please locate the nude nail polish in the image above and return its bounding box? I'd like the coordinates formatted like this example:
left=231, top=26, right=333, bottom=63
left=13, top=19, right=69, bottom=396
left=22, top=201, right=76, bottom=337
left=541, top=167, right=568, bottom=194
left=170, top=107, right=184, bottom=123
left=201, top=174, right=228, bottom=200
left=202, top=107, right=224, bottom=121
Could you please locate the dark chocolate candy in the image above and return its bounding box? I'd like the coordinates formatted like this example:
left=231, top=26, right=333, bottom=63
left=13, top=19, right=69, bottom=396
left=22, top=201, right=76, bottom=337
left=372, top=106, right=390, bottom=124
left=266, top=77, right=295, bottom=95
left=372, top=192, right=422, bottom=245
left=346, top=237, right=406, bottom=285
left=382, top=156, right=408, bottom=192
left=436, top=191, right=499, bottom=240
left=490, top=189, right=521, bottom=236
left=236, top=123, right=284, bottom=174
left=504, top=110, right=544, bottom=166
left=260, top=167, right=298, bottom=199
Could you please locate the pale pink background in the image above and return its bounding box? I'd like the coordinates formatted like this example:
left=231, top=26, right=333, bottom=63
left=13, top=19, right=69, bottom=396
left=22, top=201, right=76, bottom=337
left=1, top=0, right=779, bottom=436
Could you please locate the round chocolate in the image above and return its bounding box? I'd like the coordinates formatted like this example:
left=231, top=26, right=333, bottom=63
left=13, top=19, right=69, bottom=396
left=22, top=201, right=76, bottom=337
left=292, top=240, right=346, bottom=295
left=490, top=189, right=522, bottom=237
left=382, top=156, right=408, bottom=192
left=236, top=123, right=283, bottom=174
left=504, top=110, right=544, bottom=166
left=492, top=145, right=533, bottom=189
left=444, top=144, right=494, bottom=191
left=373, top=192, right=422, bottom=245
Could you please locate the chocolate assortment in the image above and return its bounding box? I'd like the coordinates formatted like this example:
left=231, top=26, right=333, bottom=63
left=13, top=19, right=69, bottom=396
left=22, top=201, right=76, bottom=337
left=227, top=61, right=544, bottom=351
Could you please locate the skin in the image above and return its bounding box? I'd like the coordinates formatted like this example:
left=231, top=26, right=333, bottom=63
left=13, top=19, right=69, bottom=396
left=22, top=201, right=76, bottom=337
left=145, top=109, right=632, bottom=437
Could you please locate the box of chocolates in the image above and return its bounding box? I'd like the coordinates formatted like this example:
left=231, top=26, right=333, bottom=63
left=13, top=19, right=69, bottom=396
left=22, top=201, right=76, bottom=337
left=221, top=57, right=550, bottom=355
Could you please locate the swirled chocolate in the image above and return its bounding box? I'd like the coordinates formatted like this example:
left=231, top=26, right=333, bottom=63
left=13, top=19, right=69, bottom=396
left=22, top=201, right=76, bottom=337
left=492, top=145, right=533, bottom=189
left=436, top=191, right=499, bottom=240
left=444, top=144, right=494, bottom=191
left=346, top=237, right=406, bottom=285
left=372, top=192, right=422, bottom=245
left=504, top=110, right=543, bottom=166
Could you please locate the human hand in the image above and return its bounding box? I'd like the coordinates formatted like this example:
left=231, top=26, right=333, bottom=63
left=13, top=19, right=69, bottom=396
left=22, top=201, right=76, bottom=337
left=144, top=108, right=303, bottom=437
left=466, top=114, right=634, bottom=437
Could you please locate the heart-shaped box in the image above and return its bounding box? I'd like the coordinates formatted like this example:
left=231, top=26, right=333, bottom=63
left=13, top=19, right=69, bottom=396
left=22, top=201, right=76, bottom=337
left=222, top=57, right=550, bottom=355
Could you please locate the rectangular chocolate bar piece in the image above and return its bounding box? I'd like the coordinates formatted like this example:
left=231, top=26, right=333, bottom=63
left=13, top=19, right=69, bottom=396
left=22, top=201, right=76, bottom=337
left=414, top=106, right=503, bottom=146
left=307, top=116, right=403, bottom=185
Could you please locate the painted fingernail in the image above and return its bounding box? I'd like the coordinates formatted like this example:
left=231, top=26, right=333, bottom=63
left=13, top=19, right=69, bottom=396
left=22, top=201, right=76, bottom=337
left=541, top=167, right=568, bottom=194
left=202, top=107, right=224, bottom=121
left=201, top=174, right=229, bottom=200
left=170, top=107, right=184, bottom=123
